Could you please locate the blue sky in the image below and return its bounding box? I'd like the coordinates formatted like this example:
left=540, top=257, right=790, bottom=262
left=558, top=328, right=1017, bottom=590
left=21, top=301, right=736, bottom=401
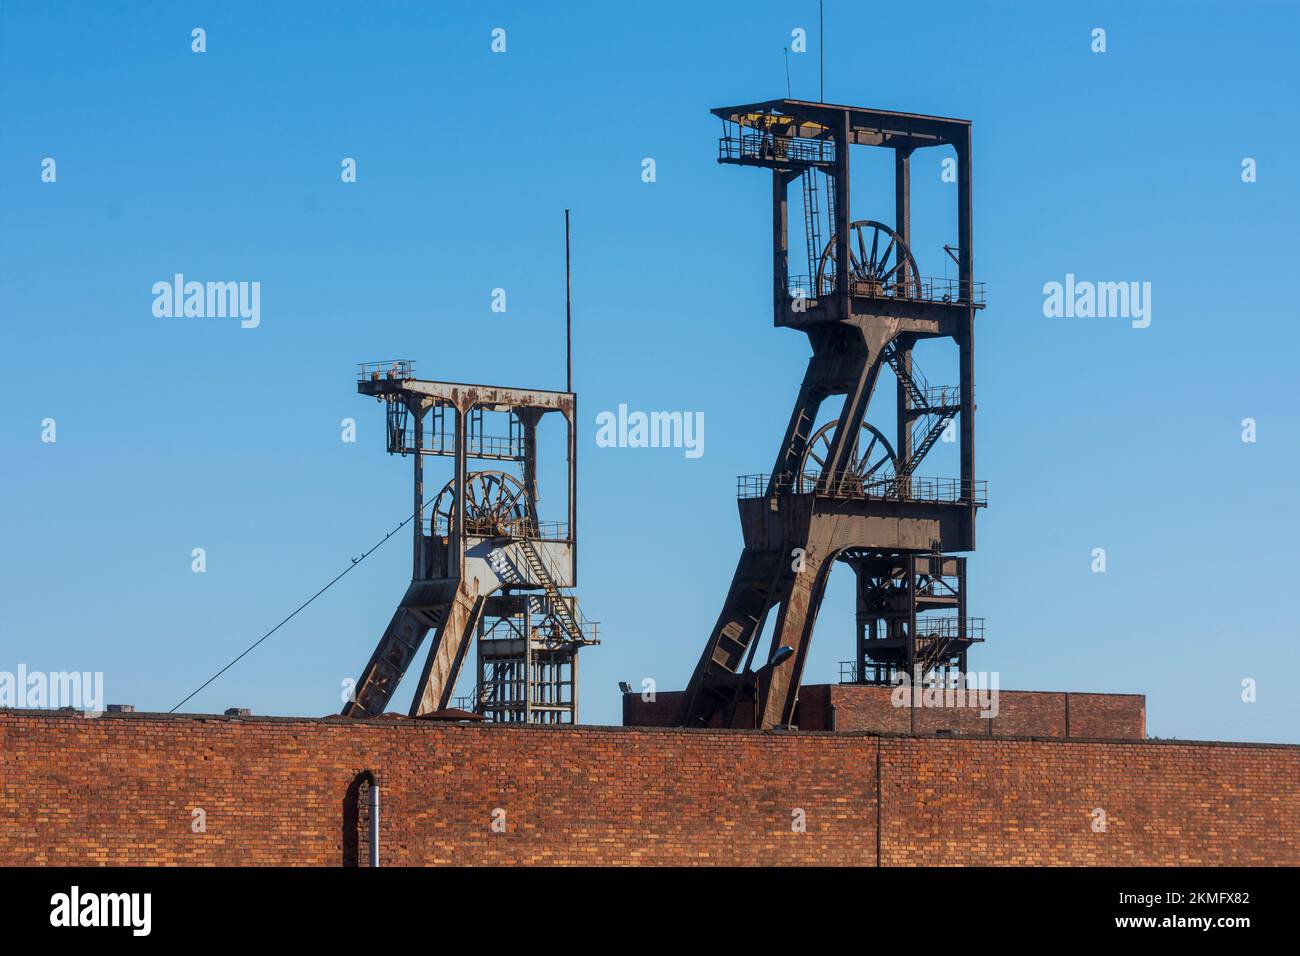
left=1, top=0, right=1297, bottom=742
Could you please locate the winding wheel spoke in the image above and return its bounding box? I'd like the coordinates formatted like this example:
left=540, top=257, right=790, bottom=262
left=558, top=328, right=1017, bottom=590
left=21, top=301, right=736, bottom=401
left=814, top=219, right=920, bottom=300
left=799, top=419, right=898, bottom=495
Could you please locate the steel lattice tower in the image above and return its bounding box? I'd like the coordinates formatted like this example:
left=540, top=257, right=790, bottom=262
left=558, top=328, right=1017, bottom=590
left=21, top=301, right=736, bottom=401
left=678, top=100, right=988, bottom=729
left=343, top=367, right=598, bottom=723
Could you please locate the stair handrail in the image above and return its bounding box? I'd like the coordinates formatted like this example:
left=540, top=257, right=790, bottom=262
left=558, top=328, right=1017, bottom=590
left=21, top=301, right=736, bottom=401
left=510, top=530, right=599, bottom=643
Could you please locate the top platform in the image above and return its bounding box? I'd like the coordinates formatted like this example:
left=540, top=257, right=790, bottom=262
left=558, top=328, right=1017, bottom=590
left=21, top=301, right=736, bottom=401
left=711, top=99, right=971, bottom=153
left=356, top=361, right=574, bottom=414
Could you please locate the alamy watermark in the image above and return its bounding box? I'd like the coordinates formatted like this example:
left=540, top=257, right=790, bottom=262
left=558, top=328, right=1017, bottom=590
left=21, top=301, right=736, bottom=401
left=50, top=886, right=151, bottom=936
left=1042, top=273, right=1151, bottom=329
left=152, top=274, right=260, bottom=329
left=891, top=668, right=1000, bottom=719
left=0, top=665, right=104, bottom=713
left=595, top=404, right=704, bottom=459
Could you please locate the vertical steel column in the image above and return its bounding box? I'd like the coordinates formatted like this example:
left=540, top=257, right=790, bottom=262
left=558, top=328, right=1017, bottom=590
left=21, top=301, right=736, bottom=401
left=906, top=553, right=918, bottom=681
left=520, top=411, right=540, bottom=526
left=957, top=556, right=968, bottom=674
left=452, top=405, right=467, bottom=578
left=412, top=405, right=424, bottom=578
left=894, top=147, right=913, bottom=285
left=957, top=131, right=975, bottom=524
left=524, top=597, right=533, bottom=724
left=854, top=563, right=867, bottom=683
left=894, top=147, right=914, bottom=471
left=567, top=405, right=577, bottom=584
left=475, top=613, right=485, bottom=716
left=909, top=554, right=920, bottom=731
left=834, top=111, right=852, bottom=318
left=570, top=643, right=579, bottom=724
left=773, top=167, right=789, bottom=314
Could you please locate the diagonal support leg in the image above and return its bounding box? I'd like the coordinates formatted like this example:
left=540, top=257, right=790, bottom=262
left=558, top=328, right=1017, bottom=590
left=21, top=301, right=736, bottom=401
left=756, top=550, right=832, bottom=728
left=677, top=548, right=789, bottom=727
left=409, top=589, right=486, bottom=716
left=342, top=579, right=456, bottom=717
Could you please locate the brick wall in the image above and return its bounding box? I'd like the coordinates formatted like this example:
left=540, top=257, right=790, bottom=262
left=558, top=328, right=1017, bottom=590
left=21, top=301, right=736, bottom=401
left=1, top=708, right=1290, bottom=866
left=990, top=690, right=1069, bottom=737
left=623, top=685, right=1145, bottom=739
left=1068, top=693, right=1146, bottom=739
left=878, top=737, right=1289, bottom=865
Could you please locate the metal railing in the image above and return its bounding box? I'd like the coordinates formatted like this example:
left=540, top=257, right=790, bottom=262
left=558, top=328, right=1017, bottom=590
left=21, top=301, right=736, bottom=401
left=737, top=471, right=988, bottom=506
left=784, top=274, right=986, bottom=307
left=451, top=694, right=478, bottom=712
left=534, top=605, right=600, bottom=645
left=454, top=682, right=525, bottom=714
left=838, top=615, right=987, bottom=685
left=429, top=516, right=570, bottom=540
left=417, top=432, right=524, bottom=459
left=719, top=133, right=835, bottom=166
left=357, top=359, right=415, bottom=382
left=455, top=684, right=576, bottom=717
left=917, top=384, right=962, bottom=409
left=838, top=661, right=916, bottom=685
left=913, top=616, right=986, bottom=642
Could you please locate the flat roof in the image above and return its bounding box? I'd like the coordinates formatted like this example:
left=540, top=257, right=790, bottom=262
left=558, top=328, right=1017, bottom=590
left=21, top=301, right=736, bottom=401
left=712, top=98, right=969, bottom=148
left=357, top=377, right=574, bottom=412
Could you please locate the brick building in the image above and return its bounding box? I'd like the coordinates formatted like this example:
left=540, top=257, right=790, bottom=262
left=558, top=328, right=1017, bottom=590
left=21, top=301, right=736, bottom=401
left=1, top=700, right=1295, bottom=866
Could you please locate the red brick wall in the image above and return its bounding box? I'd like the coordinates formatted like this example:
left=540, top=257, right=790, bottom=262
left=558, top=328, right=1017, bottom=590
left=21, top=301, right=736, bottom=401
left=878, top=737, right=1281, bottom=865
left=1069, top=693, right=1147, bottom=739
left=794, top=685, right=832, bottom=732
left=991, top=690, right=1068, bottom=737
left=624, top=686, right=1145, bottom=739
left=825, top=685, right=912, bottom=734
left=0, top=710, right=1290, bottom=866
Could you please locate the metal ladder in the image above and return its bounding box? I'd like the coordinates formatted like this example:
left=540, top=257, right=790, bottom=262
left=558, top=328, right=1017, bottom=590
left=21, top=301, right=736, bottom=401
left=801, top=170, right=823, bottom=281
left=774, top=406, right=817, bottom=486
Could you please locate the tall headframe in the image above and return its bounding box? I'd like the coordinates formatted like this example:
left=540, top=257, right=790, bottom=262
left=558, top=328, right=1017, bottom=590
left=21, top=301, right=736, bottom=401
left=343, top=364, right=598, bottom=723
left=678, top=99, right=988, bottom=729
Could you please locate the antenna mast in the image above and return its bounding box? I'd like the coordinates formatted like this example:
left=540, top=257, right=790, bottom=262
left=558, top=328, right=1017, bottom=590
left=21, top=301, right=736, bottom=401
left=565, top=208, right=572, bottom=393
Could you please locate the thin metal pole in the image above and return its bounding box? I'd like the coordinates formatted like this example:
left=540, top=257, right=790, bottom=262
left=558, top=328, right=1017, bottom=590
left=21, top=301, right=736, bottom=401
left=564, top=209, right=572, bottom=393
left=819, top=1, right=824, bottom=102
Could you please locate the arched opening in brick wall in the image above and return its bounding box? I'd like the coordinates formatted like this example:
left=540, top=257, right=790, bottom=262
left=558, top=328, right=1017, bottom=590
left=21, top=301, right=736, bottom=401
left=342, top=770, right=378, bottom=867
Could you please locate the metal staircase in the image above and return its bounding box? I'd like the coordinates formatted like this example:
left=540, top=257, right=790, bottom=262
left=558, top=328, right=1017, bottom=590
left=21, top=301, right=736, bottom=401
left=517, top=537, right=588, bottom=645
left=915, top=631, right=957, bottom=676
left=883, top=342, right=961, bottom=481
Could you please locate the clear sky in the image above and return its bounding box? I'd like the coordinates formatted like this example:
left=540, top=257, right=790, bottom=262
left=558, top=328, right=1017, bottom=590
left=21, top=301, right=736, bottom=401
left=1, top=1, right=1297, bottom=742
